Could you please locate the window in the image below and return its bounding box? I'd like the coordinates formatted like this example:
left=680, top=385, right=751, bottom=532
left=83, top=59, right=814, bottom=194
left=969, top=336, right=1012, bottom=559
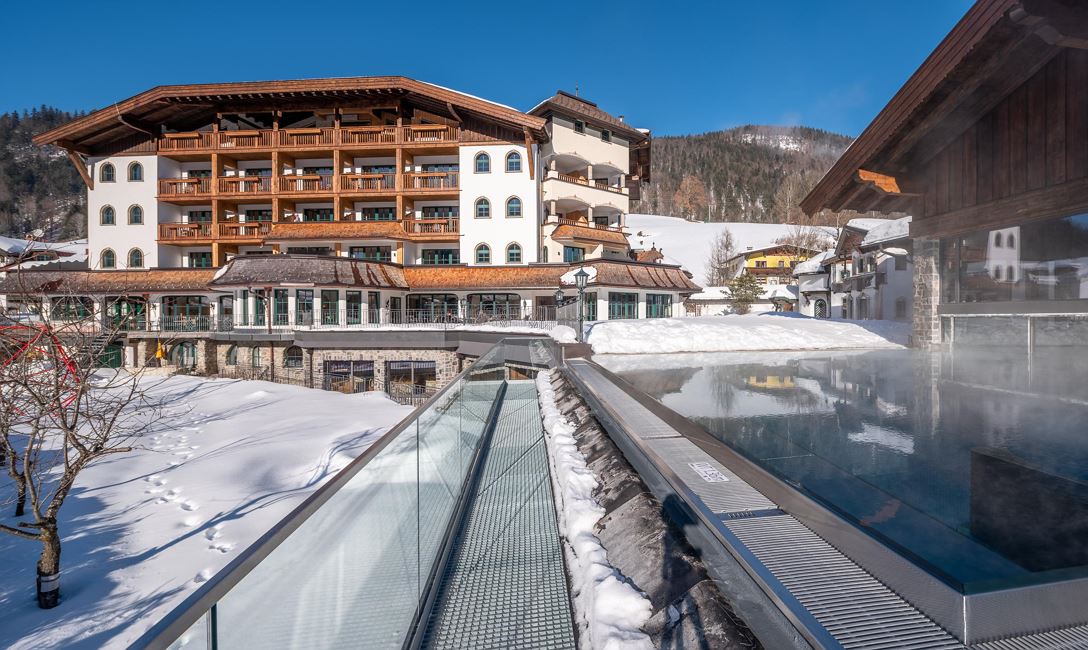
left=895, top=298, right=907, bottom=320
left=895, top=255, right=907, bottom=271
left=253, top=291, right=267, bottom=327
left=608, top=292, right=638, bottom=319
left=189, top=252, right=212, bottom=268
left=475, top=244, right=491, bottom=264
left=467, top=293, right=521, bottom=318
left=101, top=205, right=116, bottom=225
left=421, top=205, right=459, bottom=219
left=284, top=346, right=303, bottom=369
left=474, top=152, right=491, bottom=173
left=646, top=294, right=672, bottom=318
left=1007, top=265, right=1016, bottom=282
left=188, top=210, right=212, bottom=223
left=584, top=292, right=597, bottom=321
left=100, top=248, right=116, bottom=269
left=755, top=260, right=767, bottom=268
left=994, top=232, right=1003, bottom=248
left=128, top=248, right=144, bottom=268
left=563, top=246, right=585, bottom=263
left=128, top=205, right=143, bottom=225
left=240, top=290, right=249, bottom=325
left=296, top=290, right=314, bottom=326
left=505, top=151, right=522, bottom=173
left=225, top=345, right=238, bottom=366
left=250, top=346, right=262, bottom=368
left=475, top=198, right=491, bottom=219
left=601, top=129, right=611, bottom=143
left=506, top=243, right=522, bottom=264
left=506, top=197, right=522, bottom=218
left=1007, top=233, right=1016, bottom=249
left=128, top=162, right=143, bottom=182
left=286, top=246, right=332, bottom=255
left=359, top=206, right=397, bottom=221
left=777, top=260, right=785, bottom=268
left=993, top=265, right=1003, bottom=280
left=422, top=249, right=459, bottom=265
left=245, top=209, right=272, bottom=222
left=346, top=291, right=363, bottom=325
left=273, top=289, right=288, bottom=325
left=50, top=296, right=94, bottom=321
left=245, top=167, right=272, bottom=177
left=321, top=290, right=340, bottom=325
left=302, top=208, right=334, bottom=222
left=349, top=246, right=392, bottom=262
left=574, top=120, right=585, bottom=134
left=100, top=163, right=115, bottom=183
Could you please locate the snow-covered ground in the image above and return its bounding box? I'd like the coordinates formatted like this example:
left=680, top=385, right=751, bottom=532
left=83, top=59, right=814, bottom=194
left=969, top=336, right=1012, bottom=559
left=0, top=374, right=412, bottom=649
left=625, top=214, right=837, bottom=284
left=586, top=313, right=909, bottom=355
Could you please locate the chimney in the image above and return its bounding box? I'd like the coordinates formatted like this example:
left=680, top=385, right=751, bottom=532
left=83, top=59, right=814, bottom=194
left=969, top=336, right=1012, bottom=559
left=618, top=115, right=625, bottom=122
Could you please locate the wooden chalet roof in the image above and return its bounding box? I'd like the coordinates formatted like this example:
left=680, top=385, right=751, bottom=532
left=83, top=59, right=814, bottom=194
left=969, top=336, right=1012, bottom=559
left=590, top=261, right=700, bottom=292
left=551, top=224, right=630, bottom=247
left=266, top=221, right=409, bottom=242
left=209, top=255, right=408, bottom=289
left=529, top=91, right=648, bottom=142
left=0, top=269, right=217, bottom=294
left=405, top=260, right=699, bottom=292
left=634, top=247, right=665, bottom=263
left=33, top=76, right=547, bottom=152
left=801, top=0, right=1074, bottom=216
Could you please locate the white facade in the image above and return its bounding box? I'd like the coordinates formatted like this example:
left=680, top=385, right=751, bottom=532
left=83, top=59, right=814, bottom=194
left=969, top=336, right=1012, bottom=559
left=86, top=155, right=161, bottom=269
left=457, top=143, right=540, bottom=266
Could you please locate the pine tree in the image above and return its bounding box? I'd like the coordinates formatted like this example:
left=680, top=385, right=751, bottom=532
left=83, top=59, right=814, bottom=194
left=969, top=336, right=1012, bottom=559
left=726, top=273, right=764, bottom=315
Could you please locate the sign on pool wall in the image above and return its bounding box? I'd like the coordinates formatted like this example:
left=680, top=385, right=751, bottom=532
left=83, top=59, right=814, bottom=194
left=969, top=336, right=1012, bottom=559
left=688, top=462, right=729, bottom=483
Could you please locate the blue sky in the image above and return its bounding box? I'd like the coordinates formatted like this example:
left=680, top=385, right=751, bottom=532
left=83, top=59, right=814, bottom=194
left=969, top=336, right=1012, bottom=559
left=1, top=1, right=972, bottom=137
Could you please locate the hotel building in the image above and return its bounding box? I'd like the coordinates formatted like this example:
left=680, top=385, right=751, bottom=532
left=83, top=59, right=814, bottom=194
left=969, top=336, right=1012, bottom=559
left=4, top=77, right=696, bottom=386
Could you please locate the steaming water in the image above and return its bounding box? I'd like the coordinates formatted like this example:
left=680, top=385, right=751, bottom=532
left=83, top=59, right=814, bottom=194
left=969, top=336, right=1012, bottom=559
left=598, top=348, right=1088, bottom=592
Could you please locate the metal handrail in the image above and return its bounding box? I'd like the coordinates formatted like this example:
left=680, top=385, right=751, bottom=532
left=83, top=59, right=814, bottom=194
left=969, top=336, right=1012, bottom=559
left=131, top=339, right=544, bottom=649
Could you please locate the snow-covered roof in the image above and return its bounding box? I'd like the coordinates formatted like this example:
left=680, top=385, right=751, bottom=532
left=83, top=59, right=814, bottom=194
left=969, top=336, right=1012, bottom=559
left=687, top=284, right=798, bottom=302
left=792, top=250, right=835, bottom=275
left=1, top=238, right=88, bottom=269
left=860, top=216, right=912, bottom=247
left=845, top=218, right=892, bottom=232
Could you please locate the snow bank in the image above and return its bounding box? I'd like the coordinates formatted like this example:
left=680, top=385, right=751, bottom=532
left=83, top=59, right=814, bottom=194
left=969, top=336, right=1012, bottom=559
left=587, top=313, right=908, bottom=354
left=0, top=374, right=412, bottom=649
left=536, top=371, right=653, bottom=649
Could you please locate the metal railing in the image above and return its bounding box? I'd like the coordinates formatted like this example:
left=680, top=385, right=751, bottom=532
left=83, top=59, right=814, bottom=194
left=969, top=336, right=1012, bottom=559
left=131, top=338, right=555, bottom=650
left=233, top=308, right=557, bottom=332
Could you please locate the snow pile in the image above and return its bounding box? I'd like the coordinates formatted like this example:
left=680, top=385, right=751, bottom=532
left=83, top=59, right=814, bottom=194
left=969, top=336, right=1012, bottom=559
left=625, top=214, right=837, bottom=285
left=0, top=374, right=412, bottom=649
left=587, top=313, right=909, bottom=354
left=861, top=216, right=912, bottom=247
left=549, top=324, right=577, bottom=343
left=561, top=265, right=598, bottom=285
left=793, top=250, right=835, bottom=275
left=536, top=371, right=653, bottom=649
left=845, top=217, right=892, bottom=232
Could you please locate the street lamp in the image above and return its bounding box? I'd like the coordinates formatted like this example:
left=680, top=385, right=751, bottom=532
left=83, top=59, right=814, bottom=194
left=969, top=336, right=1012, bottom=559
left=553, top=287, right=565, bottom=325
left=574, top=268, right=589, bottom=343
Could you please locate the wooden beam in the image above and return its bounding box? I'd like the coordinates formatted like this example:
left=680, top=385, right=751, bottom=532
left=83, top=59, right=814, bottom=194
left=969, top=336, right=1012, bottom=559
left=445, top=101, right=464, bottom=124
left=65, top=149, right=93, bottom=190
left=523, top=128, right=535, bottom=181
left=855, top=169, right=922, bottom=196
left=1014, top=0, right=1088, bottom=50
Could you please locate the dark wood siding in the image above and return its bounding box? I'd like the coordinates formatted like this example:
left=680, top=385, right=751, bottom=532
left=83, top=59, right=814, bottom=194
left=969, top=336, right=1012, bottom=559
left=916, top=49, right=1088, bottom=237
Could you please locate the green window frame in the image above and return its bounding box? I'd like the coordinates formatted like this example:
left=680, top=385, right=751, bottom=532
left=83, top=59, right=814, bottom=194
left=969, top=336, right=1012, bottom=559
left=321, top=290, right=339, bottom=326
left=422, top=249, right=459, bottom=265
left=273, top=289, right=288, bottom=325
left=563, top=246, right=585, bottom=263
left=347, top=291, right=363, bottom=325
left=189, top=252, right=212, bottom=268
left=240, top=290, right=249, bottom=325
left=608, top=292, right=638, bottom=320
left=296, top=290, right=314, bottom=326
left=584, top=292, right=597, bottom=321
left=646, top=294, right=672, bottom=318
left=254, top=291, right=267, bottom=326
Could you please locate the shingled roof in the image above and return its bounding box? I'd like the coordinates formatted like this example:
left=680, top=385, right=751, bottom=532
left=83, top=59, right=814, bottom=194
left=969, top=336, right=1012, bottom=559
left=551, top=224, right=630, bottom=247
left=0, top=269, right=217, bottom=294
left=529, top=91, right=648, bottom=142
left=266, top=221, right=410, bottom=242
left=209, top=255, right=408, bottom=289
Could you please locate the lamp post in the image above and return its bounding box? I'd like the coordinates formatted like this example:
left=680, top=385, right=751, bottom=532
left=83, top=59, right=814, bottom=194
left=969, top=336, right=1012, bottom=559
left=573, top=268, right=589, bottom=343
left=553, top=287, right=565, bottom=324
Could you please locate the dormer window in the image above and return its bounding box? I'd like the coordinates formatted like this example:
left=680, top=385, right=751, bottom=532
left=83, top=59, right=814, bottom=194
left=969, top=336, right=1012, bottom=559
left=574, top=120, right=585, bottom=134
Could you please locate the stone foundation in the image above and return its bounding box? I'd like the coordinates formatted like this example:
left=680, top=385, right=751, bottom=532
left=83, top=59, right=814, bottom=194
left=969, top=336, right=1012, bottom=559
left=912, top=237, right=941, bottom=349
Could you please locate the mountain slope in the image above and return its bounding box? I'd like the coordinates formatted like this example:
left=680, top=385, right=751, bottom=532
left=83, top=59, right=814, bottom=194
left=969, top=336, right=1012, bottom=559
left=0, top=107, right=87, bottom=240
left=637, top=125, right=854, bottom=225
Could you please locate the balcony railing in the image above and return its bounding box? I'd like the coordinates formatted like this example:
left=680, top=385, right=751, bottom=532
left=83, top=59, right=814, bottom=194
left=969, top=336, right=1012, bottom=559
left=219, top=222, right=272, bottom=239
left=404, top=218, right=459, bottom=235
left=340, top=173, right=395, bottom=192
left=550, top=171, right=627, bottom=195
left=159, top=177, right=213, bottom=198
left=158, top=223, right=214, bottom=241
left=552, top=216, right=626, bottom=233
left=404, top=171, right=458, bottom=191
left=278, top=174, right=334, bottom=193
left=158, top=125, right=459, bottom=154
left=218, top=176, right=273, bottom=195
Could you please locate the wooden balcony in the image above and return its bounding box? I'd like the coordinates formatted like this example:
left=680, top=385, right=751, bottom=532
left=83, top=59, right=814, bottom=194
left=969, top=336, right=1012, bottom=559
left=278, top=127, right=336, bottom=149
left=550, top=171, right=628, bottom=195
left=219, top=222, right=272, bottom=239
left=404, top=218, right=459, bottom=235
left=341, top=126, right=398, bottom=146
left=158, top=222, right=214, bottom=241
left=400, top=124, right=457, bottom=144
left=160, top=131, right=215, bottom=152
left=553, top=217, right=625, bottom=233
left=403, top=171, right=458, bottom=192
left=340, top=173, right=395, bottom=193
left=218, top=130, right=275, bottom=149
left=218, top=176, right=273, bottom=195
left=158, top=177, right=213, bottom=198
left=278, top=174, right=334, bottom=194
left=157, top=124, right=459, bottom=154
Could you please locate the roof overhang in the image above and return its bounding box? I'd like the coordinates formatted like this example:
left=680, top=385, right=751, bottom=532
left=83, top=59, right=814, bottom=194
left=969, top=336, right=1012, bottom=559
left=801, top=0, right=1083, bottom=216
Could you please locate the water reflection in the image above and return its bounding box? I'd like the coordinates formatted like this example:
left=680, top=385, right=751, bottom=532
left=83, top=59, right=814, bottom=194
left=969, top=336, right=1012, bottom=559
left=600, top=348, right=1088, bottom=591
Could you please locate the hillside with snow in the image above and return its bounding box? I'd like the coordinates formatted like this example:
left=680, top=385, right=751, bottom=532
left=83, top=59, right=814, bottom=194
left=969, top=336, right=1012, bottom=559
left=626, top=213, right=837, bottom=285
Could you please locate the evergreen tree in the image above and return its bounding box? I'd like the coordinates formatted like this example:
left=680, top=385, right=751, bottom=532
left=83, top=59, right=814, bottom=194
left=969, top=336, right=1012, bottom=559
left=726, top=273, right=764, bottom=315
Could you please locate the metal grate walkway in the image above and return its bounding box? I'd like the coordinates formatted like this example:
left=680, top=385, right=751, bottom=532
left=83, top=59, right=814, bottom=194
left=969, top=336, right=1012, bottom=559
left=420, top=380, right=576, bottom=650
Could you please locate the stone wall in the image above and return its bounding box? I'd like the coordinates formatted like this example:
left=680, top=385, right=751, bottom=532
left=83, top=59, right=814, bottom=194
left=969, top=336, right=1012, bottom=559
left=912, top=237, right=941, bottom=348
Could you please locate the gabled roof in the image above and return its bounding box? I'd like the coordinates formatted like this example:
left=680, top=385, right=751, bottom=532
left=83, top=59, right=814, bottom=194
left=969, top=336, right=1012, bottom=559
left=34, top=76, right=547, bottom=151
left=529, top=91, right=649, bottom=142
left=860, top=216, right=913, bottom=249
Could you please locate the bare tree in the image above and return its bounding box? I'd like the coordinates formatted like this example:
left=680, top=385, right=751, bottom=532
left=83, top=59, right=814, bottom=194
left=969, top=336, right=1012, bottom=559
left=0, top=272, right=164, bottom=609
left=673, top=175, right=709, bottom=221
left=775, top=224, right=833, bottom=262
left=706, top=228, right=737, bottom=286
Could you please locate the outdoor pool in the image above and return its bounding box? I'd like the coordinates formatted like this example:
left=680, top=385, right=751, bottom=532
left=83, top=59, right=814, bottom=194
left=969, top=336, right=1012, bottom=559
left=597, top=348, right=1088, bottom=593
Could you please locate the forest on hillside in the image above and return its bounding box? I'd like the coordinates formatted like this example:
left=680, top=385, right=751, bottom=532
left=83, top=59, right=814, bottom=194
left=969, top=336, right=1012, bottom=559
left=636, top=125, right=855, bottom=225
left=0, top=107, right=87, bottom=241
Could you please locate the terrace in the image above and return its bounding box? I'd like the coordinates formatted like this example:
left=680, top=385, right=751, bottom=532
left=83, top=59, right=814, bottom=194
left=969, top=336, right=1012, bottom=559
left=157, top=124, right=460, bottom=155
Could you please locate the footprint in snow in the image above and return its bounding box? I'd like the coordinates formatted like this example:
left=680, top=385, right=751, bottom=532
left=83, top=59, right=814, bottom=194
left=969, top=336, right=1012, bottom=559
left=182, top=516, right=201, bottom=528
left=204, top=526, right=222, bottom=541
left=209, top=542, right=234, bottom=554
left=193, top=569, right=213, bottom=584
left=180, top=500, right=199, bottom=512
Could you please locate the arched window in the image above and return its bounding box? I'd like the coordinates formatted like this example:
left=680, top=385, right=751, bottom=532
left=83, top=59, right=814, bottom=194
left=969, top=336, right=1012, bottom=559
left=284, top=346, right=303, bottom=368
left=505, top=151, right=522, bottom=173
left=100, top=248, right=116, bottom=269
left=101, top=205, right=116, bottom=225
left=1007, top=265, right=1016, bottom=282
left=128, top=205, right=143, bottom=225
left=506, top=243, right=522, bottom=263
left=993, top=265, right=1002, bottom=280
left=171, top=342, right=196, bottom=368
left=100, top=163, right=115, bottom=183
left=475, top=198, right=491, bottom=219
left=1007, top=233, right=1015, bottom=249
left=474, top=152, right=490, bottom=173
left=225, top=345, right=238, bottom=366
left=506, top=197, right=522, bottom=218
left=994, top=232, right=1002, bottom=248
left=250, top=346, right=262, bottom=368
left=475, top=244, right=491, bottom=264
left=128, top=248, right=144, bottom=268
left=128, top=162, right=143, bottom=182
